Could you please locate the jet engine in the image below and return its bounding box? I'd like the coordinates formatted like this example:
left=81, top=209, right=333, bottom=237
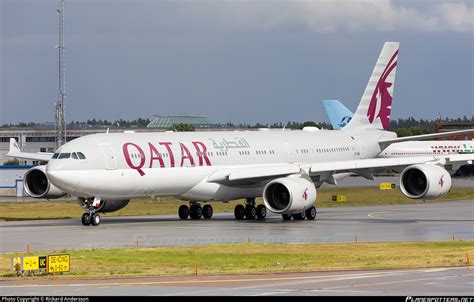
left=263, top=177, right=316, bottom=214
left=23, top=165, right=66, bottom=199
left=400, top=164, right=451, bottom=200
left=78, top=198, right=130, bottom=213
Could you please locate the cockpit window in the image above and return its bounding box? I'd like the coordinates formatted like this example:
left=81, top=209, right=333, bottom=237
left=77, top=152, right=86, bottom=159
left=58, top=153, right=71, bottom=159
left=52, top=153, right=60, bottom=159
left=72, top=152, right=79, bottom=160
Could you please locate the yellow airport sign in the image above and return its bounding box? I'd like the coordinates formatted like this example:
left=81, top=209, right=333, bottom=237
left=380, top=183, right=396, bottom=190
left=11, top=257, right=21, bottom=272
left=332, top=195, right=347, bottom=202
left=48, top=254, right=70, bottom=273
left=39, top=256, right=47, bottom=269
left=23, top=256, right=39, bottom=270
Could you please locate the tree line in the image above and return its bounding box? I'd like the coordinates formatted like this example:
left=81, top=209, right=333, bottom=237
left=1, top=116, right=472, bottom=136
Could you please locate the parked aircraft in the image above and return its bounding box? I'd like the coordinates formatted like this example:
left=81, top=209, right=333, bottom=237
left=322, top=99, right=473, bottom=174
left=7, top=42, right=473, bottom=226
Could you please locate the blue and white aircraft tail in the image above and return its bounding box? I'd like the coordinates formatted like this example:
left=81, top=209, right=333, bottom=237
left=321, top=100, right=353, bottom=130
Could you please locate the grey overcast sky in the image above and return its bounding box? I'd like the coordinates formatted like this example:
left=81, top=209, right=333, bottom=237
left=1, top=0, right=473, bottom=125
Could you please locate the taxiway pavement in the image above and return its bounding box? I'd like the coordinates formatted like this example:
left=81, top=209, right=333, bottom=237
left=0, top=266, right=472, bottom=296
left=1, top=200, right=473, bottom=252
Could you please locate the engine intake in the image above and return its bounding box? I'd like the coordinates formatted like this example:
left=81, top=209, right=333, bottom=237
left=24, top=166, right=66, bottom=199
left=400, top=164, right=451, bottom=200
left=263, top=177, right=316, bottom=214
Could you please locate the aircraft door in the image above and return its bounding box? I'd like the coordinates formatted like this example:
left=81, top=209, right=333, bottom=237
left=99, top=144, right=118, bottom=170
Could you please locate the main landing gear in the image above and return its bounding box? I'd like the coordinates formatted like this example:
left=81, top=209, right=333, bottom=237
left=234, top=198, right=266, bottom=220
left=80, top=198, right=102, bottom=226
left=282, top=206, right=317, bottom=221
left=178, top=202, right=214, bottom=220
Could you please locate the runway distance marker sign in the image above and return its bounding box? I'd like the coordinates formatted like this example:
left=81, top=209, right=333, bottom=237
left=48, top=254, right=70, bottom=273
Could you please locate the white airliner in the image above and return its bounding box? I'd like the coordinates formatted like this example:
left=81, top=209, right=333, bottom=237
left=322, top=99, right=473, bottom=174
left=7, top=42, right=474, bottom=226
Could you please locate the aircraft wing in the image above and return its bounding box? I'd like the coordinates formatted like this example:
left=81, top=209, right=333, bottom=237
left=378, top=129, right=474, bottom=149
left=6, top=138, right=53, bottom=162
left=207, top=154, right=473, bottom=185
left=309, top=154, right=473, bottom=174
left=207, top=164, right=302, bottom=184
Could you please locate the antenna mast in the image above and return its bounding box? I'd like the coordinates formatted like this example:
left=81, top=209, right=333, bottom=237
left=55, top=0, right=66, bottom=148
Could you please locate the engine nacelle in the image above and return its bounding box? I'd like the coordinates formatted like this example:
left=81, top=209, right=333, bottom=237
left=24, top=166, right=67, bottom=199
left=400, top=164, right=451, bottom=200
left=263, top=177, right=316, bottom=214
left=78, top=198, right=130, bottom=213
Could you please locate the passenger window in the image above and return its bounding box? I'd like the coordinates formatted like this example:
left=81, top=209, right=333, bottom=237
left=72, top=152, right=79, bottom=159
left=77, top=152, right=86, bottom=159
left=58, top=153, right=71, bottom=159
left=52, top=153, right=59, bottom=159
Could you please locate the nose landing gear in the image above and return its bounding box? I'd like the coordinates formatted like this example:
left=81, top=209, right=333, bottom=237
left=79, top=197, right=102, bottom=226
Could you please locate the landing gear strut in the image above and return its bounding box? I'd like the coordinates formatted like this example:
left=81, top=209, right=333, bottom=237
left=234, top=198, right=266, bottom=220
left=80, top=198, right=102, bottom=226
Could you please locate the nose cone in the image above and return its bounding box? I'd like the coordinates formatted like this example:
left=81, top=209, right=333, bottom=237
left=45, top=161, right=80, bottom=193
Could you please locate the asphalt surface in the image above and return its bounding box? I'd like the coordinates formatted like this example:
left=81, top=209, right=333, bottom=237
left=1, top=200, right=473, bottom=252
left=0, top=266, right=472, bottom=296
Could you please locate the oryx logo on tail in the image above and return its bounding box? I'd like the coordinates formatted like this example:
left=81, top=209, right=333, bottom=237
left=343, top=42, right=399, bottom=131
left=367, top=49, right=398, bottom=130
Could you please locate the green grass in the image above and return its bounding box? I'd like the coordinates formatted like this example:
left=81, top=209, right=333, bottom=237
left=1, top=187, right=473, bottom=220
left=2, top=241, right=473, bottom=279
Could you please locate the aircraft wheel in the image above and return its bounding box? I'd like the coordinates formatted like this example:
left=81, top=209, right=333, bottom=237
left=245, top=205, right=257, bottom=220
left=189, top=204, right=203, bottom=219
left=256, top=204, right=267, bottom=220
left=178, top=205, right=189, bottom=219
left=202, top=204, right=213, bottom=219
left=306, top=206, right=317, bottom=220
left=81, top=213, right=91, bottom=226
left=292, top=211, right=306, bottom=220
left=91, top=213, right=101, bottom=226
left=234, top=205, right=245, bottom=220
left=282, top=214, right=292, bottom=221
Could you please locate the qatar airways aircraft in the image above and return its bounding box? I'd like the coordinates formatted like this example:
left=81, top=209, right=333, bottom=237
left=8, top=42, right=474, bottom=226
left=322, top=99, right=473, bottom=174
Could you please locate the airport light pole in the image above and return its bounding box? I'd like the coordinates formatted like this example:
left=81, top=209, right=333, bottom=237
left=55, top=0, right=67, bottom=149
